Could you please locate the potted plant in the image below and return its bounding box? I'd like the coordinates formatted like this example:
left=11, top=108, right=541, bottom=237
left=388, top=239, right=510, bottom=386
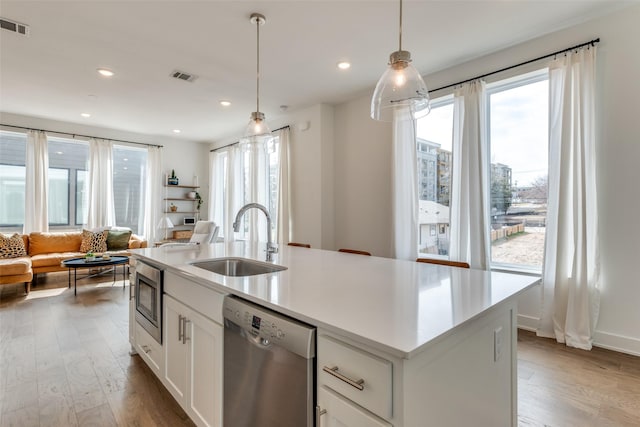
left=195, top=192, right=203, bottom=211
left=85, top=251, right=95, bottom=262
left=168, top=169, right=179, bottom=185
left=170, top=203, right=178, bottom=212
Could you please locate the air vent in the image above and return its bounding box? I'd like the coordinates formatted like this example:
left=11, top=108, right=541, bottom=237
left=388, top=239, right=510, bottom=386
left=0, top=18, right=30, bottom=36
left=171, top=70, right=197, bottom=82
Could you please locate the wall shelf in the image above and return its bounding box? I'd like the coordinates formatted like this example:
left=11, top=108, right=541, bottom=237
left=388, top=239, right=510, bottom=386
left=164, top=185, right=200, bottom=189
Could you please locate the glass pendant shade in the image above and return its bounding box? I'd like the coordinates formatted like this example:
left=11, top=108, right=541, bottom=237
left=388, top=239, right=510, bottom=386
left=371, top=50, right=430, bottom=122
left=240, top=111, right=272, bottom=145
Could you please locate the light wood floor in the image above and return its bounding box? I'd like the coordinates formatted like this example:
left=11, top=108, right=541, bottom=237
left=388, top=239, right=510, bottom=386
left=1, top=273, right=639, bottom=427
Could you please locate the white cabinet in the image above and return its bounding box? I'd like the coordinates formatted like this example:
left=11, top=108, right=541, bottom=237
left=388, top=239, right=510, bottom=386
left=135, top=322, right=164, bottom=375
left=318, top=386, right=392, bottom=427
left=162, top=268, right=225, bottom=427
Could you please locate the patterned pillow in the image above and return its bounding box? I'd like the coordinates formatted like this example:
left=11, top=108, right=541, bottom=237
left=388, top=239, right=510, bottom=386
left=79, top=229, right=108, bottom=253
left=0, top=233, right=28, bottom=259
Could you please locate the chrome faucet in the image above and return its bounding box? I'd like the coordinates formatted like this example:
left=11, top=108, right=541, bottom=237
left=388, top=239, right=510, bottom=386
left=233, top=203, right=278, bottom=261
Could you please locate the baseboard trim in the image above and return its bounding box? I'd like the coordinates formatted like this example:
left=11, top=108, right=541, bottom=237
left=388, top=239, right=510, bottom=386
left=518, top=315, right=640, bottom=357
left=517, top=314, right=538, bottom=332
left=593, top=330, right=640, bottom=357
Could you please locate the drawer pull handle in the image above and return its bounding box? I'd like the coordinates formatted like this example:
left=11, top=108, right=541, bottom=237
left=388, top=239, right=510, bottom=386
left=315, top=406, right=326, bottom=426
left=141, top=345, right=151, bottom=354
left=178, top=315, right=184, bottom=342
left=322, top=365, right=365, bottom=391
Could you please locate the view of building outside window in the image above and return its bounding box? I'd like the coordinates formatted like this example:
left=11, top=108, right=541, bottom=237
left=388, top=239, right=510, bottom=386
left=416, top=99, right=454, bottom=256
left=415, top=71, right=548, bottom=269
left=47, top=137, right=89, bottom=228
left=113, top=145, right=147, bottom=234
left=0, top=131, right=26, bottom=230
left=488, top=74, right=548, bottom=268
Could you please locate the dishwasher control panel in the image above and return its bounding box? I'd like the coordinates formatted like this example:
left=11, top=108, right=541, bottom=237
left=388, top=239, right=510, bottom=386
left=223, top=295, right=316, bottom=359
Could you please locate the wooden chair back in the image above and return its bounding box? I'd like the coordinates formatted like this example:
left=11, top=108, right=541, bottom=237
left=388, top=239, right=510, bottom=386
left=416, top=258, right=470, bottom=269
left=338, top=248, right=372, bottom=256
left=287, top=242, right=311, bottom=248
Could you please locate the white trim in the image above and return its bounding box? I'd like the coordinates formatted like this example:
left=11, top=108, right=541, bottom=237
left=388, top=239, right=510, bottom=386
left=592, top=330, right=640, bottom=357
left=517, top=319, right=640, bottom=357
left=517, top=314, right=539, bottom=332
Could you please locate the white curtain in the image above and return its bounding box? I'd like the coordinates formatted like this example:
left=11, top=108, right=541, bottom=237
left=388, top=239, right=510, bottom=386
left=143, top=145, right=163, bottom=243
left=86, top=138, right=115, bottom=228
left=223, top=145, right=243, bottom=242
left=449, top=81, right=491, bottom=270
left=209, top=150, right=225, bottom=237
left=275, top=127, right=291, bottom=246
left=244, top=138, right=270, bottom=244
left=24, top=130, right=49, bottom=233
left=538, top=46, right=600, bottom=350
left=391, top=108, right=419, bottom=260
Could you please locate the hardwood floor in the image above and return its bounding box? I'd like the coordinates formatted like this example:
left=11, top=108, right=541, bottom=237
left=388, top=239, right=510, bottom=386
left=517, top=330, right=640, bottom=427
left=1, top=273, right=639, bottom=426
left=0, top=272, right=194, bottom=427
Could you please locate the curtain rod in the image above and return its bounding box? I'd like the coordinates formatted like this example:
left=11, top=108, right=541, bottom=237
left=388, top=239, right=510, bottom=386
left=0, top=123, right=163, bottom=148
left=429, top=38, right=600, bottom=94
left=210, top=125, right=290, bottom=152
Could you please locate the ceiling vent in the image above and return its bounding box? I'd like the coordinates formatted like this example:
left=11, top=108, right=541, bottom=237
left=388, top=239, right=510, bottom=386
left=0, top=18, right=30, bottom=36
left=171, top=70, right=197, bottom=83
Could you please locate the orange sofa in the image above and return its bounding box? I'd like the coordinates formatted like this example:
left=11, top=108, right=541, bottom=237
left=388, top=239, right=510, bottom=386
left=0, top=231, right=147, bottom=294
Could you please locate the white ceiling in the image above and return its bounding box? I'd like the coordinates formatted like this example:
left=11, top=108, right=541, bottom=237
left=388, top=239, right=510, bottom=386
left=0, top=1, right=630, bottom=143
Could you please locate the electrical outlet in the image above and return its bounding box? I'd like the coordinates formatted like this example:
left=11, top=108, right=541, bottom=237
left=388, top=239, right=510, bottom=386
left=494, top=326, right=504, bottom=362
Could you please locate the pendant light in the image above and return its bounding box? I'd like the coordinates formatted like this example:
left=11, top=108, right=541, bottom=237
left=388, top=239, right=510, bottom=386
left=240, top=13, right=271, bottom=144
left=371, top=0, right=430, bottom=122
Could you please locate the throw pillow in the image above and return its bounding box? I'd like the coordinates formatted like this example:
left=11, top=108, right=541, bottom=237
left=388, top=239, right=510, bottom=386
left=79, top=229, right=108, bottom=253
left=0, top=233, right=28, bottom=259
left=106, top=229, right=132, bottom=251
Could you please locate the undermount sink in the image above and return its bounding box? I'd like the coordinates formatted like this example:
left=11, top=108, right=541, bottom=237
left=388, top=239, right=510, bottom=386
left=190, top=257, right=287, bottom=277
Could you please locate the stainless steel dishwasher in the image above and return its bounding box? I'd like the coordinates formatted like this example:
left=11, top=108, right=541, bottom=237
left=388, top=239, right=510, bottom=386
left=223, top=295, right=316, bottom=427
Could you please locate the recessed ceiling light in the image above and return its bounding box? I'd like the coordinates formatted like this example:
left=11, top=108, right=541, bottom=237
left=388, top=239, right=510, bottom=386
left=97, top=68, right=114, bottom=77
left=55, top=151, right=63, bottom=155
left=172, top=129, right=181, bottom=134
left=337, top=61, right=351, bottom=70
left=81, top=113, right=91, bottom=118
left=220, top=100, right=231, bottom=107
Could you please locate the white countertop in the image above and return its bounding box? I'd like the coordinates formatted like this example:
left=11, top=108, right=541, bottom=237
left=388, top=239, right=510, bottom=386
left=132, top=242, right=540, bottom=359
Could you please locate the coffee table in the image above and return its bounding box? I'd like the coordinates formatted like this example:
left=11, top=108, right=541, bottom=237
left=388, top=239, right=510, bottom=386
left=61, top=256, right=129, bottom=295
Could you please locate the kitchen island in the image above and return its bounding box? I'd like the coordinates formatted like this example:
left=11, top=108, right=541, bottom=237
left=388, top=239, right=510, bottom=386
left=130, top=242, right=540, bottom=427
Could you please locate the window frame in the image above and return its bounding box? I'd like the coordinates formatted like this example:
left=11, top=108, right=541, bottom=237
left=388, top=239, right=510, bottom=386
left=485, top=68, right=549, bottom=273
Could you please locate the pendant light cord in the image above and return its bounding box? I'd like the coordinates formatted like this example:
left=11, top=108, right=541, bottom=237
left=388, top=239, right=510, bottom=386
left=398, top=0, right=403, bottom=51
left=256, top=17, right=260, bottom=113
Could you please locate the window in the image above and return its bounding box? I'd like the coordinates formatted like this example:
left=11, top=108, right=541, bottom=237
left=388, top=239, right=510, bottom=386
left=113, top=145, right=147, bottom=234
left=212, top=136, right=280, bottom=240
left=487, top=71, right=548, bottom=269
left=414, top=70, right=548, bottom=270
left=0, top=131, right=26, bottom=230
left=48, top=137, right=89, bottom=228
left=416, top=97, right=454, bottom=256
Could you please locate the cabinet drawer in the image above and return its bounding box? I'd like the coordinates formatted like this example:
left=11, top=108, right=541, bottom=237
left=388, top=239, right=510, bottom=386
left=164, top=271, right=224, bottom=324
left=318, top=335, right=393, bottom=419
left=135, top=322, right=164, bottom=376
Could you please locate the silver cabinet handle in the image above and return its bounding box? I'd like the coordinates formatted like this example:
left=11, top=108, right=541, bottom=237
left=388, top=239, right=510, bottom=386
left=141, top=345, right=151, bottom=354
left=315, top=406, right=326, bottom=426
left=182, top=318, right=190, bottom=344
left=322, top=366, right=365, bottom=391
left=178, top=315, right=184, bottom=342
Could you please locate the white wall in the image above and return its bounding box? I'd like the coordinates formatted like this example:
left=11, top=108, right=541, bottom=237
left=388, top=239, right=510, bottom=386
left=330, top=5, right=640, bottom=355
left=0, top=112, right=211, bottom=227
left=334, top=94, right=393, bottom=257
